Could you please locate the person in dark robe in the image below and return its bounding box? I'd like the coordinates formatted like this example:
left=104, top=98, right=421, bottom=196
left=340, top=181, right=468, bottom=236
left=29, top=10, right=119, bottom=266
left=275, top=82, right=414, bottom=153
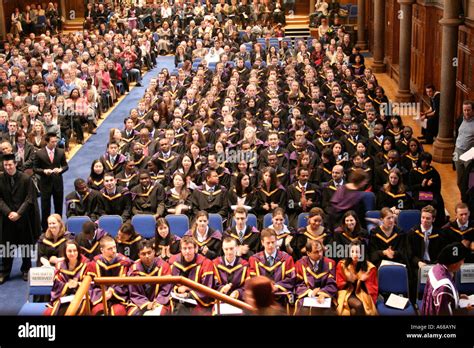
left=152, top=218, right=181, bottom=262
left=190, top=170, right=228, bottom=220
left=223, top=207, right=261, bottom=260
left=333, top=210, right=369, bottom=263
left=87, top=160, right=105, bottom=191
left=294, top=239, right=337, bottom=315
left=213, top=237, right=249, bottom=301
left=286, top=167, right=321, bottom=229
left=376, top=168, right=413, bottom=212
left=408, top=152, right=446, bottom=226
left=249, top=228, right=296, bottom=313
left=127, top=240, right=172, bottom=316
left=37, top=214, right=73, bottom=267
left=368, top=207, right=409, bottom=268
left=130, top=170, right=165, bottom=217
left=99, top=141, right=127, bottom=175
left=289, top=207, right=333, bottom=261
left=407, top=205, right=445, bottom=303
left=168, top=236, right=215, bottom=315
left=0, top=154, right=41, bottom=283
left=44, top=240, right=89, bottom=315
left=116, top=161, right=140, bottom=190
left=184, top=211, right=222, bottom=260
left=151, top=137, right=180, bottom=175
left=65, top=178, right=100, bottom=221
left=321, top=164, right=345, bottom=212
left=419, top=85, right=440, bottom=144
left=87, top=236, right=133, bottom=316
left=116, top=222, right=143, bottom=261
left=421, top=242, right=471, bottom=315
left=254, top=167, right=287, bottom=220
left=75, top=221, right=108, bottom=260
left=96, top=172, right=132, bottom=222
left=441, top=203, right=474, bottom=263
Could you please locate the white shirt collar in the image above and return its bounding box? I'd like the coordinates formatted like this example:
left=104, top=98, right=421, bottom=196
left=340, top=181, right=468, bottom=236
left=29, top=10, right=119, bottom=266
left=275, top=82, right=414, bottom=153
left=264, top=251, right=277, bottom=260
left=196, top=227, right=209, bottom=243
left=225, top=257, right=236, bottom=267
left=421, top=225, right=433, bottom=235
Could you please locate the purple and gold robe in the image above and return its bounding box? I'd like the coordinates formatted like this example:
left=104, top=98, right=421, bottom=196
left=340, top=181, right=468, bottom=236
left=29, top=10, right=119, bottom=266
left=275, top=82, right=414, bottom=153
left=127, top=257, right=172, bottom=315
left=249, top=250, right=296, bottom=306
left=87, top=253, right=133, bottom=307
left=213, top=256, right=249, bottom=300
left=421, top=264, right=460, bottom=316
left=169, top=254, right=215, bottom=311
left=45, top=255, right=89, bottom=316
left=294, top=256, right=337, bottom=313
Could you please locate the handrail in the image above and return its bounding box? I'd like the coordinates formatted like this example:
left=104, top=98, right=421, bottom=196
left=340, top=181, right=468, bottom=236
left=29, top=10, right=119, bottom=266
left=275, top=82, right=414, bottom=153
left=66, top=275, right=253, bottom=315
left=65, top=275, right=92, bottom=316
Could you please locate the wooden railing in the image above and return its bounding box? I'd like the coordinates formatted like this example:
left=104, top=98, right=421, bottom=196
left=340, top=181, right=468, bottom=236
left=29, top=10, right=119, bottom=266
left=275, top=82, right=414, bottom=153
left=65, top=275, right=92, bottom=316
left=65, top=275, right=253, bottom=315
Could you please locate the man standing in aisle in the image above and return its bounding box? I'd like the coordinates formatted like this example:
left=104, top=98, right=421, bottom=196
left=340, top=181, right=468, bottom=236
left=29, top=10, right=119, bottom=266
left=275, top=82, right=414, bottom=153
left=0, top=154, right=41, bottom=283
left=33, top=132, right=68, bottom=230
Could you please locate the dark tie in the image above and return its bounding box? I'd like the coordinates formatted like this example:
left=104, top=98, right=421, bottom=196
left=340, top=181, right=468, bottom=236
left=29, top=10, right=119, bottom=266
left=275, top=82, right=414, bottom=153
left=423, top=231, right=431, bottom=262
left=313, top=262, right=318, bottom=273
left=267, top=256, right=274, bottom=267
left=10, top=176, right=15, bottom=189
left=238, top=230, right=244, bottom=243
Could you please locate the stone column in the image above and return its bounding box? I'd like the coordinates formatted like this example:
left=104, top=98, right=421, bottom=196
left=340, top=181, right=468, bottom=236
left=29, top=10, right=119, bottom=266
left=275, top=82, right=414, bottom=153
left=395, top=0, right=415, bottom=102
left=356, top=0, right=367, bottom=49
left=372, top=0, right=386, bottom=72
left=0, top=0, right=6, bottom=40
left=433, top=0, right=462, bottom=163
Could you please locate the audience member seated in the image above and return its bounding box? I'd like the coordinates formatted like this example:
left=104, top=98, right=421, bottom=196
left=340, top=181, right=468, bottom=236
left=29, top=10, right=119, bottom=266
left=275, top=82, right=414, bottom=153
left=44, top=240, right=89, bottom=316
left=336, top=241, right=378, bottom=315
left=368, top=207, right=408, bottom=267
left=184, top=210, right=222, bottom=260
left=37, top=213, right=72, bottom=267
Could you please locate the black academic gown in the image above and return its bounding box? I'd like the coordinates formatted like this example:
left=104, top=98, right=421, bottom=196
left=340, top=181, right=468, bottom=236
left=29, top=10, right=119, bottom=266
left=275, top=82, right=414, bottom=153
left=0, top=171, right=41, bottom=245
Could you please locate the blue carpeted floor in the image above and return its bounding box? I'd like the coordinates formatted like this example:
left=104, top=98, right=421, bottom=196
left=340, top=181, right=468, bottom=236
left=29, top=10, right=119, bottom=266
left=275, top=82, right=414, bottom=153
left=0, top=56, right=175, bottom=315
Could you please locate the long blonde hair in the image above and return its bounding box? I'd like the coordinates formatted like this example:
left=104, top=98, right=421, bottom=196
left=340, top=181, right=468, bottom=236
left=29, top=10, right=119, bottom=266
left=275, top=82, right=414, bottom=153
left=45, top=213, right=66, bottom=240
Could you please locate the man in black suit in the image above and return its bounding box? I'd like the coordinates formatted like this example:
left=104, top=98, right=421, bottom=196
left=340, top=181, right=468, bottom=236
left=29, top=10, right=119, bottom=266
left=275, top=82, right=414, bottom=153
left=33, top=132, right=69, bottom=230
left=0, top=154, right=41, bottom=284
left=0, top=120, right=18, bottom=147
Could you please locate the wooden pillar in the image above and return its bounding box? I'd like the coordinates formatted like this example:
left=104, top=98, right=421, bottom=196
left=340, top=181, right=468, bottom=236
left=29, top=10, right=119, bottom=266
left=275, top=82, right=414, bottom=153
left=372, top=0, right=386, bottom=72
left=356, top=0, right=367, bottom=49
left=60, top=0, right=66, bottom=19
left=433, top=0, right=462, bottom=163
left=395, top=0, right=415, bottom=102
left=310, top=0, right=315, bottom=15
left=0, top=1, right=6, bottom=40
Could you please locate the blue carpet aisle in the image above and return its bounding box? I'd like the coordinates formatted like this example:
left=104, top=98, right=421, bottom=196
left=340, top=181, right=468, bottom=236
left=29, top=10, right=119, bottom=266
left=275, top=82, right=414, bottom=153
left=0, top=56, right=175, bottom=315
left=62, top=56, right=175, bottom=195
